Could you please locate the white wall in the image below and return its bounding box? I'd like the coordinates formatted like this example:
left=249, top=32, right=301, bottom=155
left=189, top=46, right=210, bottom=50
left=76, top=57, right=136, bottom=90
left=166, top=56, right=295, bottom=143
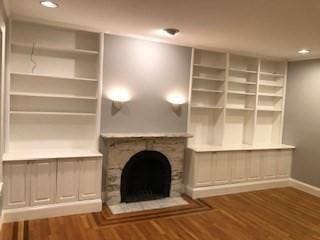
left=284, top=60, right=320, bottom=188
left=100, top=34, right=192, bottom=133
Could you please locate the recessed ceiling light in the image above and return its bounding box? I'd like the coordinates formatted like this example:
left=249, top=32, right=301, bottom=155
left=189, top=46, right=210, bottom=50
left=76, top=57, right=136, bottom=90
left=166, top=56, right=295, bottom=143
left=40, top=1, right=59, bottom=8
left=161, top=28, right=180, bottom=37
left=298, top=49, right=310, bottom=54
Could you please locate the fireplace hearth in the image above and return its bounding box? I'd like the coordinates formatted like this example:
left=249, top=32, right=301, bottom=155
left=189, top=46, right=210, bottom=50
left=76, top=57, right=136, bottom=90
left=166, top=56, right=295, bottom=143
left=121, top=150, right=171, bottom=203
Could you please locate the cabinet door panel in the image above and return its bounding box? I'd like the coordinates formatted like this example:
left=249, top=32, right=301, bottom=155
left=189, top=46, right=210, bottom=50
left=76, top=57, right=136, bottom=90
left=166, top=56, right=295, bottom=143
left=57, top=159, right=79, bottom=203
left=277, top=150, right=292, bottom=178
left=262, top=150, right=278, bottom=179
left=213, top=152, right=231, bottom=185
left=79, top=158, right=102, bottom=200
left=195, top=153, right=213, bottom=187
left=3, top=162, right=30, bottom=209
left=247, top=151, right=262, bottom=181
left=231, top=152, right=247, bottom=183
left=30, top=160, right=56, bottom=206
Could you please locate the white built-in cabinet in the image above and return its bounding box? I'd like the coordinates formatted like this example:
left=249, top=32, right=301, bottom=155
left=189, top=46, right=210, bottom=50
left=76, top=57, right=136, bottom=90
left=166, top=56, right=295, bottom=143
left=186, top=48, right=294, bottom=198
left=1, top=20, right=104, bottom=216
left=56, top=159, right=79, bottom=203
left=3, top=157, right=102, bottom=209
left=3, top=161, right=30, bottom=208
left=188, top=49, right=287, bottom=147
left=186, top=149, right=292, bottom=192
left=30, top=160, right=56, bottom=206
left=78, top=158, right=102, bottom=200
left=4, top=20, right=103, bottom=157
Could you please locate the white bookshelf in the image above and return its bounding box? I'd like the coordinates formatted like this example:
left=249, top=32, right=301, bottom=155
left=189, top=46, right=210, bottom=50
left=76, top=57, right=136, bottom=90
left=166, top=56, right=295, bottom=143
left=188, top=48, right=287, bottom=148
left=5, top=20, right=103, bottom=157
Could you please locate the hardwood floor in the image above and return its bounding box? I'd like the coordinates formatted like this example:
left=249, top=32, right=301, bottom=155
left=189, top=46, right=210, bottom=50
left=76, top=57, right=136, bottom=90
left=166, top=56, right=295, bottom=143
left=2, top=187, right=320, bottom=240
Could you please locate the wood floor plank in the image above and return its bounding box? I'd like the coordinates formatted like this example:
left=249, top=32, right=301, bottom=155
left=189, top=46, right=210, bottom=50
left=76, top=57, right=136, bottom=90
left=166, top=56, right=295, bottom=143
left=1, top=187, right=320, bottom=240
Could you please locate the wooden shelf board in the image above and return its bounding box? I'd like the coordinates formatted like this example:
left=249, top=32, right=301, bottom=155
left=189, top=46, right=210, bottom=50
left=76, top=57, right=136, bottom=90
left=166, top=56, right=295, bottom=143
left=229, top=68, right=258, bottom=74
left=259, top=93, right=283, bottom=98
left=11, top=72, right=97, bottom=82
left=193, top=76, right=225, bottom=82
left=188, top=144, right=295, bottom=152
left=11, top=42, right=99, bottom=56
left=3, top=149, right=102, bottom=161
left=226, top=107, right=255, bottom=111
left=228, top=80, right=256, bottom=85
left=260, top=72, right=284, bottom=77
left=10, top=111, right=96, bottom=116
left=228, top=91, right=256, bottom=96
left=192, top=88, right=224, bottom=93
left=191, top=105, right=224, bottom=110
left=10, top=91, right=97, bottom=100
left=257, top=108, right=282, bottom=112
left=259, top=83, right=283, bottom=88
left=193, top=64, right=226, bottom=70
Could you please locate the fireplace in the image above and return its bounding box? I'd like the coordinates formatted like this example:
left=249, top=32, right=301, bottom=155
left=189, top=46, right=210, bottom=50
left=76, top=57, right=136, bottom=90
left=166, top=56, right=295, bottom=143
left=101, top=133, right=191, bottom=205
left=121, top=150, right=171, bottom=203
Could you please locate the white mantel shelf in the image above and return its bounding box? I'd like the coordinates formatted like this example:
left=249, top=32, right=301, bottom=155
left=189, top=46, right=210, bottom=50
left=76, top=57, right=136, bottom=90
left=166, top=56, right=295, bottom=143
left=188, top=144, right=295, bottom=152
left=101, top=132, right=193, bottom=139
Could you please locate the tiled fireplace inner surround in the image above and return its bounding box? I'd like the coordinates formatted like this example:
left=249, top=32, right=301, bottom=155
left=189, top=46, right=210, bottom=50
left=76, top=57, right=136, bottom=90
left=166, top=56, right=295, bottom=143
left=101, top=133, right=191, bottom=206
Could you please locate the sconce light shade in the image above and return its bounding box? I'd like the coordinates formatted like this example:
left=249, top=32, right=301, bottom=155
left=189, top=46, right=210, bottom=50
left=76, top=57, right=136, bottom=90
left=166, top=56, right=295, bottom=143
left=107, top=87, right=131, bottom=110
left=166, top=93, right=186, bottom=114
left=166, top=94, right=186, bottom=105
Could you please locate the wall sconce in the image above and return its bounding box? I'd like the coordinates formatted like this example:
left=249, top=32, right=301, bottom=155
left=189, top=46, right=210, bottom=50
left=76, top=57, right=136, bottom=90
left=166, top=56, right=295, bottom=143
left=107, top=88, right=131, bottom=110
left=166, top=94, right=186, bottom=113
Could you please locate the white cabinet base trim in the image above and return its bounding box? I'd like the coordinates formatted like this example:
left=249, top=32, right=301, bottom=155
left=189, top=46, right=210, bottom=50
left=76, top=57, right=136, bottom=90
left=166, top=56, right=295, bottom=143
left=185, top=178, right=291, bottom=199
left=2, top=199, right=102, bottom=223
left=185, top=178, right=320, bottom=199
left=290, top=179, right=320, bottom=197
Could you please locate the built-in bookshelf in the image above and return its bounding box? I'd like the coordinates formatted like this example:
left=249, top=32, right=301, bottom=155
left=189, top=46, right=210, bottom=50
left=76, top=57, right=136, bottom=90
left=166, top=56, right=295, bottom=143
left=4, top=20, right=103, bottom=158
left=188, top=48, right=287, bottom=148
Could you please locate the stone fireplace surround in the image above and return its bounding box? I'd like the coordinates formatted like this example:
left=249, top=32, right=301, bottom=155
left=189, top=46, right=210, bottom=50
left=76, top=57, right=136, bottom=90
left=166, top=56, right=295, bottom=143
left=101, top=133, right=192, bottom=205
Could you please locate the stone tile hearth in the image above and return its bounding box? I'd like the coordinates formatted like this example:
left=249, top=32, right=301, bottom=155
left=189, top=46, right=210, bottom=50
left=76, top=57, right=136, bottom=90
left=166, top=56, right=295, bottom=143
left=109, top=197, right=188, bottom=214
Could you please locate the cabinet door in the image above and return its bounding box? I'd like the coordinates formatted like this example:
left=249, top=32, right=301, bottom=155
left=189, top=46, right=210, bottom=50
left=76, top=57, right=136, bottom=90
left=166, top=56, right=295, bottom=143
left=231, top=151, right=247, bottom=183
left=30, top=160, right=56, bottom=206
left=3, top=162, right=30, bottom=209
left=79, top=157, right=102, bottom=200
left=213, top=152, right=231, bottom=185
left=261, top=150, right=278, bottom=179
left=56, top=159, right=79, bottom=203
left=277, top=150, right=292, bottom=178
left=247, top=151, right=262, bottom=181
left=194, top=153, right=213, bottom=187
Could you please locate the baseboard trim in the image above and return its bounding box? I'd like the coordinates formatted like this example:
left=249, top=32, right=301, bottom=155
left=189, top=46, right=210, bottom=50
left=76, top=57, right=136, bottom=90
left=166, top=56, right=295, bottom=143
left=2, top=199, right=102, bottom=223
left=0, top=182, right=3, bottom=230
left=185, top=178, right=291, bottom=199
left=0, top=213, right=3, bottom=232
left=290, top=178, right=320, bottom=197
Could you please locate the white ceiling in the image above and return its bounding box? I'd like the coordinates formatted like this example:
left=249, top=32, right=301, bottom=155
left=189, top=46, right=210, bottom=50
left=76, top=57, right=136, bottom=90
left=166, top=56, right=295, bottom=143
left=6, top=0, right=320, bottom=60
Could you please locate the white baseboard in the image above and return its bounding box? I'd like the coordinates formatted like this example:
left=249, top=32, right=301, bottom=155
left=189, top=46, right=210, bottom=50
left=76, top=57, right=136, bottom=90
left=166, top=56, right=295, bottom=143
left=0, top=213, right=2, bottom=232
left=2, top=199, right=102, bottom=223
left=0, top=182, right=3, bottom=230
left=290, top=178, right=320, bottom=197
left=185, top=178, right=291, bottom=199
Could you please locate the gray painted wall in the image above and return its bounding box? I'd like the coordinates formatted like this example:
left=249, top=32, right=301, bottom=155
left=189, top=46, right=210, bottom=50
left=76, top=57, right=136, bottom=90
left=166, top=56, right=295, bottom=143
left=101, top=34, right=191, bottom=133
left=284, top=60, right=320, bottom=187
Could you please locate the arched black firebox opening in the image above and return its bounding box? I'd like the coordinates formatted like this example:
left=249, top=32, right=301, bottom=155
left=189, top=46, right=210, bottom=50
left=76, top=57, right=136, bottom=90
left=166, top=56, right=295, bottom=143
left=120, top=150, right=171, bottom=203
